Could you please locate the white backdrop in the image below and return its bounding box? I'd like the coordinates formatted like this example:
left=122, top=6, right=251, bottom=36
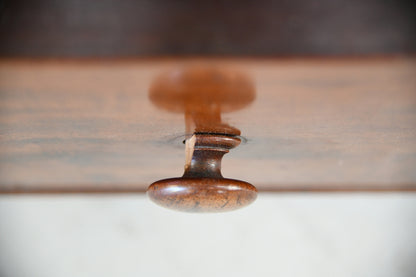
left=0, top=193, right=415, bottom=277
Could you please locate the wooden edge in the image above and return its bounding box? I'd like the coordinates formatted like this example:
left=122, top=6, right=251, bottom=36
left=0, top=184, right=415, bottom=194
left=0, top=55, right=415, bottom=64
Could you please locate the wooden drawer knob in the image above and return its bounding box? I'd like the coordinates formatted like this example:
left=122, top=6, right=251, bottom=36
left=147, top=133, right=257, bottom=212
left=147, top=65, right=257, bottom=212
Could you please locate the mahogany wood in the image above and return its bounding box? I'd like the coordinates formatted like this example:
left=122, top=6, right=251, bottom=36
left=0, top=57, right=415, bottom=193
left=148, top=134, right=257, bottom=212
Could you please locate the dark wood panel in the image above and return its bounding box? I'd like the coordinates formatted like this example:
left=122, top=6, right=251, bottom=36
left=0, top=0, right=415, bottom=57
left=0, top=57, right=415, bottom=193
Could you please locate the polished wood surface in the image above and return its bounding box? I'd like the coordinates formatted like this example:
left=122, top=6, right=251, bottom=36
left=0, top=57, right=415, bottom=193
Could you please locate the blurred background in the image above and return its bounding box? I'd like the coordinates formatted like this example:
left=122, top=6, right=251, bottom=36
left=0, top=1, right=415, bottom=277
left=0, top=0, right=415, bottom=57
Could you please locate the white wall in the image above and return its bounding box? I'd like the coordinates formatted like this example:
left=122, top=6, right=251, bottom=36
left=0, top=194, right=415, bottom=277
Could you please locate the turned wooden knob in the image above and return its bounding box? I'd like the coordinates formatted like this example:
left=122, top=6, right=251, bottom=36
left=147, top=134, right=257, bottom=212
left=147, top=66, right=257, bottom=212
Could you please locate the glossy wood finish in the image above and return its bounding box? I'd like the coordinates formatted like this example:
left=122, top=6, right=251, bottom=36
left=149, top=66, right=255, bottom=135
left=0, top=57, right=415, bottom=193
left=148, top=134, right=257, bottom=212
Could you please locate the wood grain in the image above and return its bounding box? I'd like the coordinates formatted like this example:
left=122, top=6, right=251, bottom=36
left=0, top=57, right=415, bottom=193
